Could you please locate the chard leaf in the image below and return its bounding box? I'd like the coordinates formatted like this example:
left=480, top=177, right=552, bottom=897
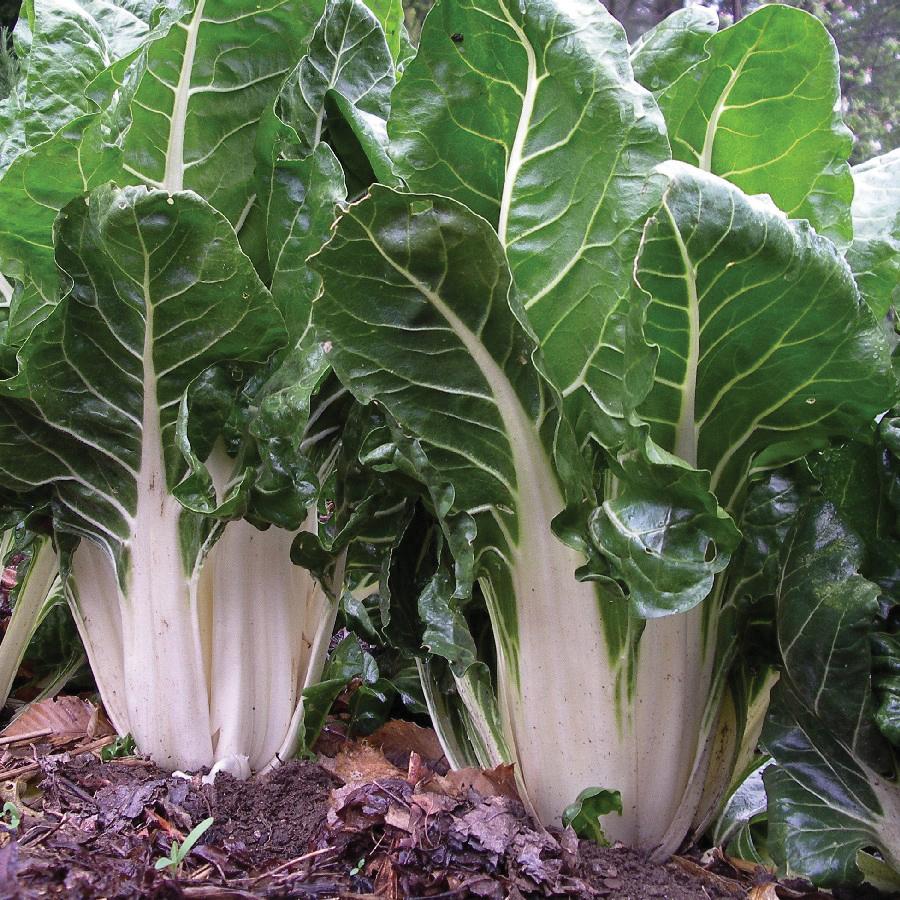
left=590, top=426, right=740, bottom=617
left=363, top=0, right=405, bottom=64
left=0, top=185, right=286, bottom=549
left=0, top=115, right=120, bottom=351
left=563, top=787, right=623, bottom=846
left=311, top=187, right=730, bottom=846
left=657, top=5, right=853, bottom=242
left=99, top=0, right=325, bottom=227
left=873, top=633, right=900, bottom=747
left=635, top=162, right=893, bottom=512
left=258, top=0, right=394, bottom=340
left=710, top=757, right=772, bottom=864
left=630, top=6, right=718, bottom=95
left=278, top=0, right=393, bottom=156
left=845, top=148, right=900, bottom=318
left=0, top=185, right=286, bottom=768
left=763, top=501, right=900, bottom=886
left=388, top=0, right=668, bottom=447
left=0, top=0, right=145, bottom=170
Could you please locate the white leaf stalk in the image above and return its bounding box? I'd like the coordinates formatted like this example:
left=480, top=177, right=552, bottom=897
left=385, top=232, right=718, bottom=851
left=487, top=432, right=716, bottom=851
left=67, top=509, right=340, bottom=774
left=65, top=425, right=341, bottom=774
left=0, top=535, right=59, bottom=708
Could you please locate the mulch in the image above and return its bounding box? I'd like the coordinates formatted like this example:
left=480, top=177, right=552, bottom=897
left=0, top=709, right=880, bottom=899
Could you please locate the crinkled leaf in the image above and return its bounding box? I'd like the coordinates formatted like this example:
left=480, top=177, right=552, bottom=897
left=0, top=0, right=145, bottom=169
left=272, top=0, right=393, bottom=157
left=258, top=0, right=393, bottom=339
left=590, top=425, right=740, bottom=617
left=657, top=5, right=853, bottom=242
left=0, top=185, right=286, bottom=558
left=873, top=632, right=900, bottom=748
left=630, top=6, right=718, bottom=95
left=845, top=148, right=900, bottom=318
left=636, top=162, right=893, bottom=511
left=762, top=500, right=900, bottom=886
left=388, top=0, right=668, bottom=447
left=562, top=787, right=623, bottom=846
left=0, top=115, right=121, bottom=349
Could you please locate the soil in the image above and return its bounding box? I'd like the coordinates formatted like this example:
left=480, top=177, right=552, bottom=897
left=0, top=746, right=758, bottom=900
left=0, top=709, right=878, bottom=900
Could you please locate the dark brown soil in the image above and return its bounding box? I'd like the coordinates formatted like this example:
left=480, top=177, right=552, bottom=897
left=0, top=749, right=755, bottom=899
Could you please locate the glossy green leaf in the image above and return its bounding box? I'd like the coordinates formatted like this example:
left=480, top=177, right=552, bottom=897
left=101, top=0, right=324, bottom=226
left=0, top=115, right=120, bottom=349
left=873, top=632, right=900, bottom=747
left=0, top=0, right=147, bottom=171
left=562, top=787, right=623, bottom=846
left=388, top=0, right=669, bottom=447
left=258, top=0, right=394, bottom=340
left=657, top=5, right=853, bottom=242
left=275, top=0, right=393, bottom=157
left=630, top=6, right=718, bottom=95
left=590, top=426, right=740, bottom=617
left=762, top=501, right=900, bottom=886
left=845, top=148, right=900, bottom=318
left=636, top=162, right=893, bottom=512
left=364, top=0, right=405, bottom=64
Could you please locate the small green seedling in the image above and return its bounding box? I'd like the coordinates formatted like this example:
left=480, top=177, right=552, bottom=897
left=101, top=734, right=137, bottom=761
left=562, top=787, right=623, bottom=847
left=1, top=801, right=21, bottom=831
left=349, top=855, right=366, bottom=876
left=154, top=817, right=214, bottom=873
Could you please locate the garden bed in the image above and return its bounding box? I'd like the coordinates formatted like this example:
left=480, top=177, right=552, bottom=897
left=0, top=704, right=846, bottom=900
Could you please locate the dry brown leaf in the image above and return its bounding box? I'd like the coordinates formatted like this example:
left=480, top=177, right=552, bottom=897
left=420, top=763, right=520, bottom=800
left=671, top=855, right=746, bottom=897
left=0, top=697, right=114, bottom=747
left=749, top=885, right=779, bottom=900
left=366, top=720, right=444, bottom=764
left=384, top=805, right=412, bottom=832
left=409, top=790, right=458, bottom=816
left=322, top=742, right=405, bottom=787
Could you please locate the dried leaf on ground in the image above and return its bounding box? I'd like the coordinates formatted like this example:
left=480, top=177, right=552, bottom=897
left=322, top=742, right=405, bottom=787
left=0, top=697, right=114, bottom=748
left=749, top=885, right=779, bottom=900
left=365, top=720, right=445, bottom=766
left=420, top=763, right=520, bottom=800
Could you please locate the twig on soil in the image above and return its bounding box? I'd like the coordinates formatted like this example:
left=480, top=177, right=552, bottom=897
left=372, top=779, right=410, bottom=807
left=0, top=728, right=52, bottom=746
left=0, top=734, right=116, bottom=781
left=249, top=845, right=336, bottom=883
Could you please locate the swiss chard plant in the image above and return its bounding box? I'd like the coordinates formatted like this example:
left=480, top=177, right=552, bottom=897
left=310, top=0, right=898, bottom=875
left=0, top=0, right=897, bottom=891
left=0, top=0, right=408, bottom=774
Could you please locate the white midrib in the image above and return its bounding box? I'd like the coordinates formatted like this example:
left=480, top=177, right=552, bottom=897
left=497, top=2, right=538, bottom=247
left=312, top=9, right=354, bottom=147
left=698, top=48, right=754, bottom=172
left=163, top=0, right=206, bottom=192
left=0, top=272, right=13, bottom=303
left=664, top=202, right=700, bottom=468
left=126, top=236, right=213, bottom=770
